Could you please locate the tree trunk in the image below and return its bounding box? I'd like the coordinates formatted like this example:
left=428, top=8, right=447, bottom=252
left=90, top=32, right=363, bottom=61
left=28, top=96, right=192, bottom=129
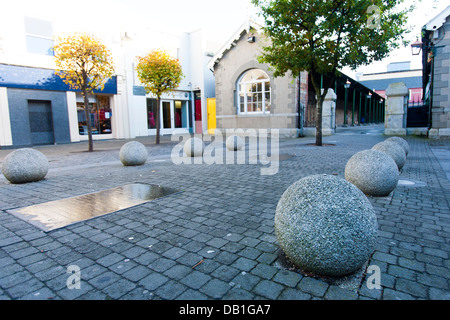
left=155, top=96, right=161, bottom=145
left=82, top=90, right=94, bottom=152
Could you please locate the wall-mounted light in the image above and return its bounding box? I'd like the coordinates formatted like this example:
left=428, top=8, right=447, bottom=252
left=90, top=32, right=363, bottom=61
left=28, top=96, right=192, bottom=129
left=411, top=38, right=423, bottom=56
left=247, top=36, right=256, bottom=43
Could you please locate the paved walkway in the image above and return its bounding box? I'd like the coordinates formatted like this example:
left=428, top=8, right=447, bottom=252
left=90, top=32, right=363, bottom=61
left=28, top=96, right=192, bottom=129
left=0, top=125, right=449, bottom=301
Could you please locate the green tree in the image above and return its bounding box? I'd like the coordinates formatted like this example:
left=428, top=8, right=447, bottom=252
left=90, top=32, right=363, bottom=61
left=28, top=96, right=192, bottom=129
left=252, top=0, right=411, bottom=146
left=136, top=49, right=184, bottom=145
left=54, top=33, right=115, bottom=152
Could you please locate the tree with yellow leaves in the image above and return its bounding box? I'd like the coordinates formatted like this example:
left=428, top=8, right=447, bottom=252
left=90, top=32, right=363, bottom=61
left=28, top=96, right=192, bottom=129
left=136, top=49, right=184, bottom=144
left=54, top=33, right=115, bottom=152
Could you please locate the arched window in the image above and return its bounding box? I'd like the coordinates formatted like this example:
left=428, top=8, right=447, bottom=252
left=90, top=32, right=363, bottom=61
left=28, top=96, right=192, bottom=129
left=237, top=69, right=271, bottom=114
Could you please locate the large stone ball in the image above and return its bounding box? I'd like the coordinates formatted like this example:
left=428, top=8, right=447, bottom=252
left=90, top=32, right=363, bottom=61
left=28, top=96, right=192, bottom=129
left=386, top=136, right=409, bottom=156
left=372, top=141, right=406, bottom=170
left=226, top=135, right=244, bottom=151
left=183, top=137, right=205, bottom=157
left=345, top=149, right=399, bottom=197
left=119, top=141, right=148, bottom=166
left=1, top=148, right=49, bottom=184
left=275, top=174, right=378, bottom=277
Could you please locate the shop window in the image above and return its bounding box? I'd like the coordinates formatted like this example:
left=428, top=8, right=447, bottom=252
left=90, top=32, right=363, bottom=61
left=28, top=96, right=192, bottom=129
left=77, top=96, right=112, bottom=135
left=147, top=98, right=157, bottom=129
left=237, top=69, right=271, bottom=114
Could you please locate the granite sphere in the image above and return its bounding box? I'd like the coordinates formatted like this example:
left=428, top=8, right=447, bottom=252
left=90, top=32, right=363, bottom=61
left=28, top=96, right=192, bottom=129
left=372, top=141, right=406, bottom=170
left=119, top=141, right=148, bottom=166
left=183, top=137, right=205, bottom=157
left=345, top=149, right=399, bottom=197
left=275, top=174, right=378, bottom=277
left=226, top=135, right=244, bottom=151
left=1, top=148, right=49, bottom=184
left=386, top=137, right=409, bottom=156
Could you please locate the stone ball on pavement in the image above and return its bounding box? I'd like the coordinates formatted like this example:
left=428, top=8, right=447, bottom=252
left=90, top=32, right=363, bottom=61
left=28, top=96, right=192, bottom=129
left=226, top=135, right=243, bottom=151
left=372, top=141, right=406, bottom=170
left=274, top=174, right=378, bottom=277
left=119, top=141, right=148, bottom=166
left=1, top=148, right=49, bottom=184
left=345, top=149, right=399, bottom=197
left=386, top=136, right=409, bottom=156
left=183, top=137, right=205, bottom=157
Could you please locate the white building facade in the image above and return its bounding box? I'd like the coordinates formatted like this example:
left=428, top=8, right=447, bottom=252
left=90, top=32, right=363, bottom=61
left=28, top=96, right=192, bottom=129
left=0, top=8, right=216, bottom=149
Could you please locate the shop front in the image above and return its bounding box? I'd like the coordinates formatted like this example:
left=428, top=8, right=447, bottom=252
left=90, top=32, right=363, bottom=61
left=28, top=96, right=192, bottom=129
left=76, top=94, right=114, bottom=138
left=145, top=92, right=194, bottom=136
left=0, top=64, right=118, bottom=149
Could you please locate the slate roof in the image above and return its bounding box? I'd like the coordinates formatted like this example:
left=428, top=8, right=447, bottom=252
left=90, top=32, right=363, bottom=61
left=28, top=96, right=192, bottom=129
left=359, top=76, right=423, bottom=91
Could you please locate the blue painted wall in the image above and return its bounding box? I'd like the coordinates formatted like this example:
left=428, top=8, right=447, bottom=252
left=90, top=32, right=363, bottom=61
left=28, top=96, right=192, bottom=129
left=7, top=88, right=71, bottom=147
left=0, top=64, right=117, bottom=94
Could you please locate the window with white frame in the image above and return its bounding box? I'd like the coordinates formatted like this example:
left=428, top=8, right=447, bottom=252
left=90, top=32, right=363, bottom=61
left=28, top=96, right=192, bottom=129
left=24, top=17, right=54, bottom=56
left=238, top=69, right=271, bottom=114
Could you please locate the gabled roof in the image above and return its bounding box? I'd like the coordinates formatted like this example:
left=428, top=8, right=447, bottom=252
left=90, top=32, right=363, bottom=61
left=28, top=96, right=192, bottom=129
left=207, top=19, right=263, bottom=72
left=424, top=5, right=450, bottom=31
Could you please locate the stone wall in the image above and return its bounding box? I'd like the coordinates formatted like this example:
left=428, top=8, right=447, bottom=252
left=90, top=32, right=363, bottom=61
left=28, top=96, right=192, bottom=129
left=213, top=30, right=301, bottom=137
left=430, top=15, right=450, bottom=138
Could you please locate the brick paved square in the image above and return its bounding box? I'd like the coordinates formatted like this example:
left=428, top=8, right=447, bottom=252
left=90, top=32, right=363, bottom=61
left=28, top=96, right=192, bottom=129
left=0, top=127, right=448, bottom=301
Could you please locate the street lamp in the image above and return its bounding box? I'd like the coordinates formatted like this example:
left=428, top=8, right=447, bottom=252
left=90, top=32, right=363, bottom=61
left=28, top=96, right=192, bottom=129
left=378, top=100, right=383, bottom=123
left=411, top=38, right=423, bottom=56
left=367, top=92, right=372, bottom=124
left=343, top=80, right=351, bottom=127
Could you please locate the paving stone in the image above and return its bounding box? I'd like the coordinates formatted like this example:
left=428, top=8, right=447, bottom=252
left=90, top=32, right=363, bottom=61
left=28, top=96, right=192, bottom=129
left=253, top=280, right=284, bottom=299
left=398, top=257, right=426, bottom=272
left=139, top=273, right=169, bottom=291
left=180, top=271, right=211, bottom=290
left=163, top=264, right=193, bottom=281
left=176, top=288, right=209, bottom=300
left=90, top=271, right=121, bottom=290
left=5, top=276, right=44, bottom=299
left=149, top=258, right=177, bottom=273
left=19, top=287, right=59, bottom=300
left=102, top=279, right=136, bottom=299
left=211, top=265, right=240, bottom=283
left=324, top=286, right=358, bottom=300
left=0, top=129, right=448, bottom=300
left=232, top=257, right=257, bottom=272
left=57, top=282, right=94, bottom=300
left=97, top=252, right=125, bottom=268
left=122, top=265, right=152, bottom=282
left=278, top=288, right=311, bottom=300
left=298, top=277, right=329, bottom=297
left=395, top=278, right=429, bottom=299
left=383, top=288, right=415, bottom=300
left=250, top=263, right=278, bottom=280
left=429, top=287, right=450, bottom=300
left=273, top=270, right=302, bottom=287
left=231, top=272, right=260, bottom=291
left=155, top=280, right=187, bottom=300
left=200, top=279, right=230, bottom=299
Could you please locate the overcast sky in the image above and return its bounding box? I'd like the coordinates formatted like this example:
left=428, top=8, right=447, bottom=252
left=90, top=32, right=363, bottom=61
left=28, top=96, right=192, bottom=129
left=6, top=0, right=450, bottom=76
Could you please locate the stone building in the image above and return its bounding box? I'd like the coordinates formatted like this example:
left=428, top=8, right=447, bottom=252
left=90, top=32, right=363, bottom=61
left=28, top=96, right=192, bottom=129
left=421, top=5, right=450, bottom=138
left=207, top=20, right=305, bottom=138
left=207, top=20, right=385, bottom=138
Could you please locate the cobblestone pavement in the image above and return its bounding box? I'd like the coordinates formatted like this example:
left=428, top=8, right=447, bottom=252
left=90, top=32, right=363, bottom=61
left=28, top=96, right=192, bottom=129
left=0, top=125, right=448, bottom=300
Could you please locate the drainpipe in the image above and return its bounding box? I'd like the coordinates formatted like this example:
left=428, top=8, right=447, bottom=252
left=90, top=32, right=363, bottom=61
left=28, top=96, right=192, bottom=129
left=298, top=73, right=304, bottom=136
left=427, top=51, right=434, bottom=138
